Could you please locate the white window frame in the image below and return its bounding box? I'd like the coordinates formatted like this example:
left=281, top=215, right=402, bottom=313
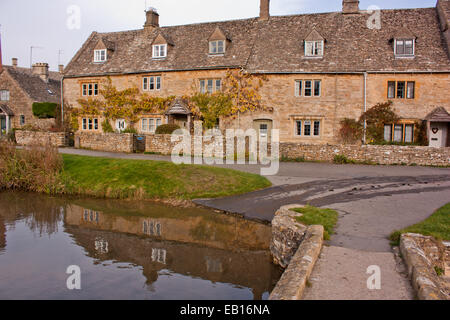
left=141, top=117, right=162, bottom=133
left=394, top=39, right=415, bottom=57
left=294, top=119, right=321, bottom=137
left=153, top=44, right=167, bottom=58
left=305, top=40, right=324, bottom=57
left=199, top=79, right=221, bottom=93
left=82, top=83, right=98, bottom=96
left=94, top=49, right=107, bottom=62
left=143, top=76, right=162, bottom=91
left=116, top=119, right=127, bottom=131
left=0, top=90, right=10, bottom=101
left=209, top=40, right=225, bottom=54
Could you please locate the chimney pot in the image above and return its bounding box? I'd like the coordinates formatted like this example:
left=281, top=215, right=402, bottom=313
left=259, top=0, right=270, bottom=21
left=58, top=64, right=64, bottom=73
left=12, top=58, right=18, bottom=68
left=32, top=62, right=49, bottom=83
left=342, top=0, right=360, bottom=14
left=144, top=8, right=159, bottom=32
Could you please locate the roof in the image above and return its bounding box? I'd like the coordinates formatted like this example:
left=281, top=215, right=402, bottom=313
left=64, top=7, right=450, bottom=77
left=165, top=98, right=191, bottom=115
left=425, top=107, right=450, bottom=122
left=0, top=104, right=14, bottom=116
left=3, top=66, right=61, bottom=103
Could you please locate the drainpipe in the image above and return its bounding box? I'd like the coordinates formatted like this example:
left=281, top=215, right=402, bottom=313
left=363, top=72, right=368, bottom=145
left=60, top=76, right=64, bottom=128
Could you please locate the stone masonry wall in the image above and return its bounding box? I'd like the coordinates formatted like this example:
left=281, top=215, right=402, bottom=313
left=144, top=133, right=450, bottom=166
left=15, top=130, right=68, bottom=147
left=75, top=132, right=134, bottom=153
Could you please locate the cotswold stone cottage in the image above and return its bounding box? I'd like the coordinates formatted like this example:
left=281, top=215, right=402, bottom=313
left=63, top=0, right=450, bottom=147
left=0, top=58, right=62, bottom=134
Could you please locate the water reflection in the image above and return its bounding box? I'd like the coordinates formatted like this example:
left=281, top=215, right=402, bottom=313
left=0, top=192, right=281, bottom=300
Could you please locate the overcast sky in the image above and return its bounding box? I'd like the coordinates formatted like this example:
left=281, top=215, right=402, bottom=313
left=0, top=0, right=437, bottom=71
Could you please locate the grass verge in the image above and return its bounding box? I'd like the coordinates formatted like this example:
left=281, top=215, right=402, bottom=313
left=389, top=203, right=450, bottom=246
left=62, top=154, right=271, bottom=200
left=291, top=206, right=339, bottom=240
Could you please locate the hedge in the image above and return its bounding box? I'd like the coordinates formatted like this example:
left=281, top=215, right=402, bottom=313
left=155, top=124, right=181, bottom=134
left=32, top=102, right=58, bottom=119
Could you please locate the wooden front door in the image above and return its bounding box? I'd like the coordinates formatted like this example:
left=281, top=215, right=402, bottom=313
left=429, top=122, right=448, bottom=148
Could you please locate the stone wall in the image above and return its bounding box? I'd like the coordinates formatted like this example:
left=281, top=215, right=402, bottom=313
left=15, top=130, right=68, bottom=147
left=75, top=132, right=134, bottom=153
left=281, top=143, right=450, bottom=166
left=144, top=133, right=450, bottom=166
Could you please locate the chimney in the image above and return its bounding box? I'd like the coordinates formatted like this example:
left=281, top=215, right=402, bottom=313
left=259, top=0, right=270, bottom=21
left=144, top=8, right=159, bottom=32
left=12, top=58, right=18, bottom=68
left=58, top=64, right=64, bottom=73
left=32, top=63, right=49, bottom=82
left=342, top=0, right=359, bottom=14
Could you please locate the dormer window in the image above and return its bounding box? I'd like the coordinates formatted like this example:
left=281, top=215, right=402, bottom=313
left=94, top=49, right=107, bottom=62
left=209, top=40, right=225, bottom=54
left=395, top=39, right=414, bottom=57
left=153, top=44, right=167, bottom=58
left=305, top=41, right=323, bottom=57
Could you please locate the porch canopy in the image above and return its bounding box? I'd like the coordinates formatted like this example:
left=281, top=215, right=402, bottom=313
left=425, top=107, right=450, bottom=122
left=164, top=98, right=191, bottom=116
left=0, top=105, right=14, bottom=116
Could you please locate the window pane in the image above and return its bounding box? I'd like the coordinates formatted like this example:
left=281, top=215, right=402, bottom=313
left=218, top=41, right=224, bottom=53
left=88, top=84, right=93, bottom=96
left=94, top=84, right=98, bottom=96
left=94, top=119, right=98, bottom=130
left=149, top=119, right=155, bottom=132
left=405, top=125, right=413, bottom=143
left=314, top=80, right=321, bottom=96
left=304, top=121, right=311, bottom=136
left=156, top=77, right=161, bottom=90
left=296, top=121, right=302, bottom=136
left=156, top=118, right=162, bottom=127
left=160, top=45, right=166, bottom=57
left=207, top=80, right=213, bottom=93
left=82, top=85, right=87, bottom=96
left=314, top=121, right=320, bottom=136
left=396, top=40, right=405, bottom=55
left=393, top=124, right=403, bottom=142
left=200, top=80, right=206, bottom=93
left=304, top=81, right=312, bottom=96
left=407, top=82, right=415, bottom=99
left=142, top=119, right=148, bottom=131
left=295, top=81, right=302, bottom=97
left=88, top=119, right=93, bottom=130
left=82, top=119, right=87, bottom=130
left=143, top=78, right=148, bottom=91
left=150, top=77, right=155, bottom=90
left=315, top=41, right=323, bottom=56
left=384, top=125, right=392, bottom=142
left=305, top=42, right=314, bottom=56
left=387, top=81, right=395, bottom=99
left=210, top=42, right=217, bottom=54
left=397, top=81, right=405, bottom=98
left=405, top=40, right=413, bottom=55
left=215, top=79, right=221, bottom=91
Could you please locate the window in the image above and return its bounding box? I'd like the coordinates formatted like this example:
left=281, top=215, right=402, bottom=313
left=384, top=123, right=415, bottom=143
left=141, top=118, right=162, bottom=133
left=209, top=40, right=225, bottom=54
left=199, top=79, right=221, bottom=93
left=296, top=120, right=302, bottom=136
left=295, top=120, right=321, bottom=137
left=296, top=80, right=321, bottom=97
left=82, top=83, right=98, bottom=96
left=153, top=44, right=167, bottom=58
left=94, top=49, right=107, bottom=62
left=20, top=115, right=25, bottom=126
left=305, top=41, right=324, bottom=57
left=259, top=124, right=268, bottom=137
left=0, top=90, right=9, bottom=101
left=81, top=118, right=99, bottom=131
left=395, top=39, right=414, bottom=57
left=143, top=76, right=161, bottom=91
left=387, top=81, right=415, bottom=99
left=116, top=119, right=126, bottom=131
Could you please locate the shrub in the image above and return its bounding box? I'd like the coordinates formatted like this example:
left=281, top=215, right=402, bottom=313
left=0, top=142, right=65, bottom=194
left=333, top=154, right=355, bottom=164
left=155, top=124, right=181, bottom=135
left=32, top=102, right=58, bottom=119
left=360, top=101, right=399, bottom=145
left=339, top=118, right=363, bottom=144
left=102, top=120, right=114, bottom=133
left=122, top=127, right=138, bottom=134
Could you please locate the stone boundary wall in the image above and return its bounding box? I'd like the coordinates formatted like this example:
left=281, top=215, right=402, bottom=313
left=281, top=144, right=450, bottom=166
left=75, top=132, right=134, bottom=153
left=146, top=134, right=450, bottom=166
left=400, top=233, right=449, bottom=300
left=15, top=130, right=68, bottom=147
left=269, top=204, right=324, bottom=300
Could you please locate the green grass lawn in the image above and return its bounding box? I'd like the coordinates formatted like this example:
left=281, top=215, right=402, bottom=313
left=291, top=206, right=339, bottom=240
left=61, top=154, right=271, bottom=200
left=390, top=203, right=450, bottom=245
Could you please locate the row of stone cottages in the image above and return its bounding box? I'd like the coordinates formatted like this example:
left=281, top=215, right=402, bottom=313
left=1, top=0, right=450, bottom=149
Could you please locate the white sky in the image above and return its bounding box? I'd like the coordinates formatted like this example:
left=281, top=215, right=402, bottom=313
left=0, top=0, right=438, bottom=71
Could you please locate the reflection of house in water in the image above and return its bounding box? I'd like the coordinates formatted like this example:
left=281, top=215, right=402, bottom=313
left=64, top=203, right=281, bottom=300
left=0, top=216, right=6, bottom=250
